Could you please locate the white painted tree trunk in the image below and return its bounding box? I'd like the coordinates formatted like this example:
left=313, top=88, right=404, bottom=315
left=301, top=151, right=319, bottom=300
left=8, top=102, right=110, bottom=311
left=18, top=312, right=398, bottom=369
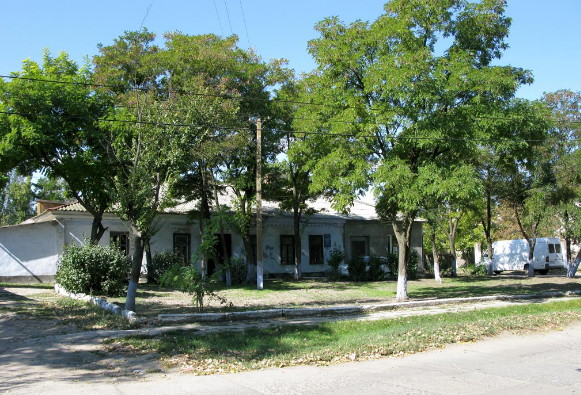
left=434, top=259, right=442, bottom=283
left=396, top=271, right=408, bottom=302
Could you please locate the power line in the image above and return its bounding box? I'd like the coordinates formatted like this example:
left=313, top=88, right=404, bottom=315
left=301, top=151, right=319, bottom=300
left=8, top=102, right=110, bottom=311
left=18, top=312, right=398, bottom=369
left=2, top=74, right=581, bottom=126
left=239, top=0, right=252, bottom=48
left=212, top=0, right=224, bottom=36
left=223, top=0, right=234, bottom=35
left=2, top=109, right=578, bottom=144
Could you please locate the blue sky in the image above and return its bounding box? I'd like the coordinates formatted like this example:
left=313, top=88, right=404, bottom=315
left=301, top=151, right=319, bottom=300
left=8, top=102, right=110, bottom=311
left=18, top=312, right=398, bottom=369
left=1, top=0, right=579, bottom=100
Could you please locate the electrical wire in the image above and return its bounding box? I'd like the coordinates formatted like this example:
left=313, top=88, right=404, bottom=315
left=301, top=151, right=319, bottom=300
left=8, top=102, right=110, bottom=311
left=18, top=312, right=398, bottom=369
left=1, top=109, right=578, bottom=144
left=2, top=74, right=580, bottom=126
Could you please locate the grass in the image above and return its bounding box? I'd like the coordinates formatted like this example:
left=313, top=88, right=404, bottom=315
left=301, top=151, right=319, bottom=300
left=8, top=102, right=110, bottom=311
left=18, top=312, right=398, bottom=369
left=103, top=272, right=581, bottom=319
left=0, top=287, right=137, bottom=330
left=104, top=298, right=581, bottom=375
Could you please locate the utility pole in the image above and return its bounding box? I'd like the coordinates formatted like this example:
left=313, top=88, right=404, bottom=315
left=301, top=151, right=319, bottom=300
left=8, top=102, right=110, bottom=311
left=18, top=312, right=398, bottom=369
left=255, top=117, right=264, bottom=290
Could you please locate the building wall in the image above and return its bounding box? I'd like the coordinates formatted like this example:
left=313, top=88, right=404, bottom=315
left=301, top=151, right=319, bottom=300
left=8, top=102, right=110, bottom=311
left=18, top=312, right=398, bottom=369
left=0, top=210, right=424, bottom=281
left=260, top=215, right=345, bottom=276
left=344, top=220, right=424, bottom=269
left=0, top=220, right=64, bottom=282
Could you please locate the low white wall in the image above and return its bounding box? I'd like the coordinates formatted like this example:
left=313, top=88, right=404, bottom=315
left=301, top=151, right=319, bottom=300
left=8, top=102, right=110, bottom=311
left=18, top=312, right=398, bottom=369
left=0, top=221, right=63, bottom=281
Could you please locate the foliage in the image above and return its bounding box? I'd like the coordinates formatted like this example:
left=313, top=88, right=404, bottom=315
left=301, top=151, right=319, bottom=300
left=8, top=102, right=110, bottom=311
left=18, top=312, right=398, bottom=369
left=149, top=249, right=185, bottom=284
left=0, top=170, right=34, bottom=226
left=159, top=264, right=229, bottom=312
left=33, top=176, right=71, bottom=201
left=347, top=256, right=388, bottom=282
left=326, top=248, right=344, bottom=281
left=387, top=251, right=419, bottom=280
left=0, top=50, right=113, bottom=241
left=347, top=256, right=368, bottom=282
left=55, top=242, right=130, bottom=296
left=224, top=257, right=248, bottom=285
left=295, top=0, right=531, bottom=300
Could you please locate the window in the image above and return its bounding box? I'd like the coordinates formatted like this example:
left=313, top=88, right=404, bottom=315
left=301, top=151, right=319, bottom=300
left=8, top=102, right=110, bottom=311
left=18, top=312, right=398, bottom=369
left=548, top=244, right=555, bottom=254
left=173, top=233, right=191, bottom=265
left=555, top=244, right=562, bottom=253
left=309, top=235, right=324, bottom=265
left=110, top=232, right=130, bottom=256
left=280, top=235, right=295, bottom=265
left=350, top=236, right=369, bottom=258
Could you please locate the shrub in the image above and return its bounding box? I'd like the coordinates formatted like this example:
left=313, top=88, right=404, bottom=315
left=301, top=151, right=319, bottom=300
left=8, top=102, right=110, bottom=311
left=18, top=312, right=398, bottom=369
left=56, top=242, right=130, bottom=296
left=327, top=248, right=344, bottom=281
left=366, top=256, right=387, bottom=281
left=225, top=257, right=247, bottom=285
left=348, top=256, right=368, bottom=281
left=149, top=249, right=185, bottom=283
left=159, top=264, right=229, bottom=312
left=385, top=251, right=418, bottom=280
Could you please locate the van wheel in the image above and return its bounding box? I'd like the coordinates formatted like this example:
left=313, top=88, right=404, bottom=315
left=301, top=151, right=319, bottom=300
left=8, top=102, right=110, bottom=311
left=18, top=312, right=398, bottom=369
left=493, top=270, right=502, bottom=275
left=538, top=269, right=549, bottom=275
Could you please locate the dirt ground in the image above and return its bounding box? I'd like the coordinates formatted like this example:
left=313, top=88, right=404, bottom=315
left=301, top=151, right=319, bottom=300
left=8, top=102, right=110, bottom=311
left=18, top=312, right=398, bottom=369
left=1, top=277, right=580, bottom=393
left=0, top=287, right=165, bottom=393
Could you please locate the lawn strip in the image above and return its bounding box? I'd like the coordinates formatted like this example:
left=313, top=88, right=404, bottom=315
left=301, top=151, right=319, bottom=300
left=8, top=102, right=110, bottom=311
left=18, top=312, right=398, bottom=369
left=104, top=298, right=581, bottom=375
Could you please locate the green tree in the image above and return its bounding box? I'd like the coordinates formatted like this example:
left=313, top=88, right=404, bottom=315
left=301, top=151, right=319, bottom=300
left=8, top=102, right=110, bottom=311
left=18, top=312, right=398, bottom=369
left=33, top=176, right=71, bottom=201
left=542, top=90, right=581, bottom=277
left=0, top=51, right=113, bottom=241
left=297, top=0, right=530, bottom=301
left=0, top=170, right=34, bottom=225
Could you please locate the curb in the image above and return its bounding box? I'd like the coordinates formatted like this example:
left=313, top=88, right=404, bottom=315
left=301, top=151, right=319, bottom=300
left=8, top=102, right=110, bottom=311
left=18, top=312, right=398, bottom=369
left=158, top=290, right=581, bottom=323
left=54, top=283, right=138, bottom=322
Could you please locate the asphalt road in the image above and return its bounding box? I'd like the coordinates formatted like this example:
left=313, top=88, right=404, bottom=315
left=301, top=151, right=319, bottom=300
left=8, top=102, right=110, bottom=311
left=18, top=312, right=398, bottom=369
left=8, top=322, right=581, bottom=395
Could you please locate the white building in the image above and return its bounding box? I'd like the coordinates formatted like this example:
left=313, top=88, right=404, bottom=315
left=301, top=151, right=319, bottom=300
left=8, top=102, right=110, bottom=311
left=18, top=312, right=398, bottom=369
left=0, top=197, right=423, bottom=283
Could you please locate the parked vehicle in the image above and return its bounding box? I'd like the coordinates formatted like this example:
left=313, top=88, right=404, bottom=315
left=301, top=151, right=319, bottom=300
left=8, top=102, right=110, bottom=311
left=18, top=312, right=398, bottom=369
left=491, top=238, right=565, bottom=275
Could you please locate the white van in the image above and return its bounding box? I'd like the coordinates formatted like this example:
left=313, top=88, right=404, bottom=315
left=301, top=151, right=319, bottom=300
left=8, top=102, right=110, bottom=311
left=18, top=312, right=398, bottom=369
left=491, top=238, right=565, bottom=274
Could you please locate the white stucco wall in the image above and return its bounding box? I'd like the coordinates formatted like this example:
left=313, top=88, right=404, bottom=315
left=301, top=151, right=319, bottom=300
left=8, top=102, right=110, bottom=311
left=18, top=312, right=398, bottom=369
left=260, top=215, right=345, bottom=276
left=0, top=220, right=64, bottom=281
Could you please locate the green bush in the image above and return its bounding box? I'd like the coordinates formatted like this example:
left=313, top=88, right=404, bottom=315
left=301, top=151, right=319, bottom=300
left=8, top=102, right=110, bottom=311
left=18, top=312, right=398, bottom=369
left=366, top=256, right=387, bottom=281
left=385, top=251, right=418, bottom=280
left=149, top=249, right=185, bottom=283
left=56, top=242, right=130, bottom=296
left=348, top=256, right=368, bottom=281
left=327, top=248, right=344, bottom=281
left=225, top=257, right=247, bottom=285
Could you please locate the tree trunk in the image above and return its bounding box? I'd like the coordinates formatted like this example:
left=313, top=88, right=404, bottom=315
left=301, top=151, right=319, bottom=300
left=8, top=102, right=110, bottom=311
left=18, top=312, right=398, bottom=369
left=448, top=229, right=457, bottom=277
left=482, top=186, right=494, bottom=275
left=486, top=238, right=494, bottom=275
left=392, top=215, right=415, bottom=302
left=527, top=239, right=536, bottom=277
left=514, top=206, right=536, bottom=277
left=125, top=233, right=144, bottom=312
left=567, top=250, right=580, bottom=278
left=89, top=213, right=106, bottom=243
left=430, top=230, right=442, bottom=283
left=145, top=240, right=154, bottom=283
left=293, top=203, right=302, bottom=280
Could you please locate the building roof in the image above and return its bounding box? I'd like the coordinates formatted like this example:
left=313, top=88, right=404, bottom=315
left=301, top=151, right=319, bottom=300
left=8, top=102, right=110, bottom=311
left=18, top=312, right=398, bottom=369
left=21, top=190, right=417, bottom=225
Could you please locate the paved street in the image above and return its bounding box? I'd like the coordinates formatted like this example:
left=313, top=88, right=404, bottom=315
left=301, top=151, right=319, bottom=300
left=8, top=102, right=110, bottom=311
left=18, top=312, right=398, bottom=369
left=2, top=286, right=581, bottom=394
left=4, top=320, right=581, bottom=394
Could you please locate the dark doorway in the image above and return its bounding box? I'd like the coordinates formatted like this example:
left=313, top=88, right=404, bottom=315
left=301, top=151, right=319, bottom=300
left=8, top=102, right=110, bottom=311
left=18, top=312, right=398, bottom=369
left=207, top=233, right=232, bottom=276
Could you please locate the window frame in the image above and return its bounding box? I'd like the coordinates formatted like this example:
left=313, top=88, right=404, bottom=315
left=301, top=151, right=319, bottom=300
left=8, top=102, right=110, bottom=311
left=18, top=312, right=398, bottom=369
left=309, top=235, right=324, bottom=265
left=110, top=231, right=130, bottom=256
left=280, top=235, right=295, bottom=265
left=173, top=233, right=191, bottom=265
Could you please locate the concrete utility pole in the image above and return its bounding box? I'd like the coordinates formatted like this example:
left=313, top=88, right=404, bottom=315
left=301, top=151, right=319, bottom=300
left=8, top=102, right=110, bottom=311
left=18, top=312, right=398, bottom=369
left=255, top=117, right=264, bottom=290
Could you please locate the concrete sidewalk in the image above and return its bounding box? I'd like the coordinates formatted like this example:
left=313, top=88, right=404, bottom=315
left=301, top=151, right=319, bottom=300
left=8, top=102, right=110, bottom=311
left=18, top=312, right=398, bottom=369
left=14, top=321, right=581, bottom=394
